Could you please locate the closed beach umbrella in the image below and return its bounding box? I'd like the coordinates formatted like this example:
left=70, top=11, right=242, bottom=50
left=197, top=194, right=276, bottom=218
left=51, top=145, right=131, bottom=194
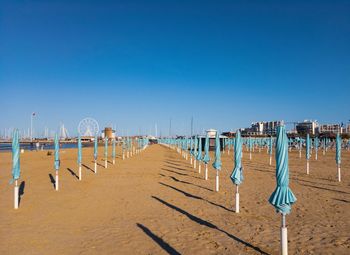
left=203, top=133, right=210, bottom=180
left=314, top=137, right=319, bottom=160
left=112, top=138, right=116, bottom=165
left=212, top=131, right=222, bottom=192
left=269, top=136, right=273, bottom=166
left=190, top=137, right=194, bottom=165
left=78, top=135, right=82, bottom=180
left=196, top=136, right=203, bottom=173
left=269, top=125, right=296, bottom=255
left=12, top=129, right=20, bottom=209
left=94, top=134, right=98, bottom=173
left=336, top=133, right=341, bottom=182
left=104, top=137, right=108, bottom=168
left=193, top=136, right=198, bottom=169
left=230, top=130, right=243, bottom=213
left=306, top=134, right=310, bottom=174
left=54, top=133, right=60, bottom=191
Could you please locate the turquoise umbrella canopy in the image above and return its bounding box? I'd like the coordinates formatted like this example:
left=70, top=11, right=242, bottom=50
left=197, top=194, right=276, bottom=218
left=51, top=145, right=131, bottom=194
left=54, top=133, right=60, bottom=170
left=194, top=136, right=198, bottom=158
left=104, top=137, right=108, bottom=158
left=230, top=130, right=243, bottom=185
left=269, top=136, right=273, bottom=155
left=196, top=136, right=202, bottom=161
left=212, top=131, right=222, bottom=170
left=269, top=126, right=296, bottom=214
left=306, top=134, right=310, bottom=160
left=94, top=135, right=98, bottom=160
left=336, top=133, right=341, bottom=165
left=112, top=138, right=116, bottom=159
left=11, top=129, right=20, bottom=182
left=78, top=135, right=82, bottom=164
left=203, top=133, right=210, bottom=164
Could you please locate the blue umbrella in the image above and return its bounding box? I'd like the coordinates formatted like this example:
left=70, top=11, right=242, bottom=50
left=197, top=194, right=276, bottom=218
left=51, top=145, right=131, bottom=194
left=11, top=129, right=20, bottom=209
left=336, top=133, right=341, bottom=182
left=306, top=134, right=310, bottom=174
left=78, top=135, right=82, bottom=180
left=212, top=131, right=222, bottom=192
left=104, top=137, right=108, bottom=168
left=269, top=125, right=296, bottom=255
left=54, top=133, right=60, bottom=190
left=196, top=136, right=203, bottom=173
left=203, top=133, right=210, bottom=180
left=94, top=135, right=98, bottom=173
left=230, top=130, right=243, bottom=213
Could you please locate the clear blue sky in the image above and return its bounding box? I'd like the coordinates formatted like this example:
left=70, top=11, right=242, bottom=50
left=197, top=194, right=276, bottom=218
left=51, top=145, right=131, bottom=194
left=1, top=0, right=349, bottom=136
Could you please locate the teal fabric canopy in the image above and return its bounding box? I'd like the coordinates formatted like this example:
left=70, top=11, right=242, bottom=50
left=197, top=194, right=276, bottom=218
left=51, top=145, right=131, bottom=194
left=230, top=130, right=243, bottom=185
left=269, top=126, right=296, bottom=214
left=306, top=134, right=310, bottom=160
left=104, top=137, right=108, bottom=158
left=54, top=133, right=60, bottom=170
left=78, top=135, right=82, bottom=164
left=94, top=135, right=98, bottom=160
left=203, top=133, right=210, bottom=164
left=112, top=138, right=116, bottom=159
left=212, top=131, right=222, bottom=170
left=336, top=133, right=341, bottom=165
left=196, top=136, right=203, bottom=161
left=11, top=129, right=20, bottom=182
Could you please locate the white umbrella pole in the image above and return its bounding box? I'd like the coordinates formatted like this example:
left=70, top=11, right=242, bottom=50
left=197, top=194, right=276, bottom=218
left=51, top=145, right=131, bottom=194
left=306, top=160, right=309, bottom=175
left=79, top=163, right=82, bottom=181
left=190, top=156, right=192, bottom=165
left=299, top=148, right=301, bottom=158
left=269, top=155, right=272, bottom=166
left=198, top=162, right=201, bottom=173
left=122, top=152, right=125, bottom=160
left=249, top=151, right=252, bottom=160
left=235, top=185, right=239, bottom=213
left=194, top=159, right=196, bottom=169
left=94, top=160, right=97, bottom=174
left=55, top=170, right=59, bottom=191
left=205, top=163, right=208, bottom=180
left=215, top=170, right=219, bottom=192
left=14, top=179, right=19, bottom=209
left=105, top=158, right=107, bottom=168
left=338, top=164, right=341, bottom=182
left=281, top=213, right=288, bottom=255
left=315, top=151, right=318, bottom=160
left=113, top=158, right=115, bottom=165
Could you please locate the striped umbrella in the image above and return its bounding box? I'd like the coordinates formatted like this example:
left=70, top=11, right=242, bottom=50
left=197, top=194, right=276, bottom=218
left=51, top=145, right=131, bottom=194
left=269, top=125, right=296, bottom=255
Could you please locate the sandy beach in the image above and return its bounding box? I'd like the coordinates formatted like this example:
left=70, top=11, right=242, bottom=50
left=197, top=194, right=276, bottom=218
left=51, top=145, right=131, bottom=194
left=0, top=144, right=349, bottom=254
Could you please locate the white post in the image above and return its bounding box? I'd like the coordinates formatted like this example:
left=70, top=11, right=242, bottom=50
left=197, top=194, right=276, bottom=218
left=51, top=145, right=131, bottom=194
left=306, top=160, right=309, bottom=175
left=281, top=214, right=288, bottom=255
left=113, top=159, right=115, bottom=165
left=215, top=170, right=219, bottom=192
left=315, top=152, right=318, bottom=160
left=198, top=163, right=201, bottom=174
left=235, top=185, right=239, bottom=213
left=79, top=164, right=82, bottom=181
left=190, top=156, right=192, bottom=165
left=205, top=163, right=208, bottom=180
left=105, top=159, right=107, bottom=168
left=94, top=160, right=97, bottom=174
left=299, top=148, right=301, bottom=158
left=249, top=152, right=252, bottom=160
left=14, top=180, right=19, bottom=209
left=194, top=159, right=196, bottom=169
left=338, top=164, right=341, bottom=182
left=55, top=171, right=59, bottom=191
left=122, top=153, right=125, bottom=160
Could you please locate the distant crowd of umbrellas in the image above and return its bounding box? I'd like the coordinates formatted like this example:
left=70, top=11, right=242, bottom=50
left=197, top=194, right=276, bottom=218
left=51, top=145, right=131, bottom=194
left=159, top=127, right=348, bottom=255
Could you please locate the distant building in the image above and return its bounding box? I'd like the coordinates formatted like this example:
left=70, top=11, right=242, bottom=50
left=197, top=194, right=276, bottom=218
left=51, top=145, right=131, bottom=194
left=319, top=124, right=342, bottom=134
left=346, top=124, right=350, bottom=134
left=242, top=120, right=284, bottom=136
left=296, top=120, right=318, bottom=135
left=102, top=127, right=116, bottom=139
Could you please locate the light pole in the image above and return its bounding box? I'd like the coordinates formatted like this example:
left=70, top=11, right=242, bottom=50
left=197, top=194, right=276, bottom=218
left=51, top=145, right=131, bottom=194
left=30, top=112, right=36, bottom=141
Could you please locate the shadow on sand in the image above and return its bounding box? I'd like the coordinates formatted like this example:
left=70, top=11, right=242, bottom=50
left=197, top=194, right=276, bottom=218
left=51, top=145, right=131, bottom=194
left=49, top=174, right=56, bottom=189
left=82, top=164, right=95, bottom=173
left=67, top=168, right=79, bottom=180
left=19, top=181, right=25, bottom=206
left=152, top=196, right=269, bottom=255
left=136, top=223, right=181, bottom=255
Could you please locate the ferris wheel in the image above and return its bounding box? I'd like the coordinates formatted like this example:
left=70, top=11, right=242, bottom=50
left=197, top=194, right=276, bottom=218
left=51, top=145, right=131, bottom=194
left=78, top=117, right=99, bottom=136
